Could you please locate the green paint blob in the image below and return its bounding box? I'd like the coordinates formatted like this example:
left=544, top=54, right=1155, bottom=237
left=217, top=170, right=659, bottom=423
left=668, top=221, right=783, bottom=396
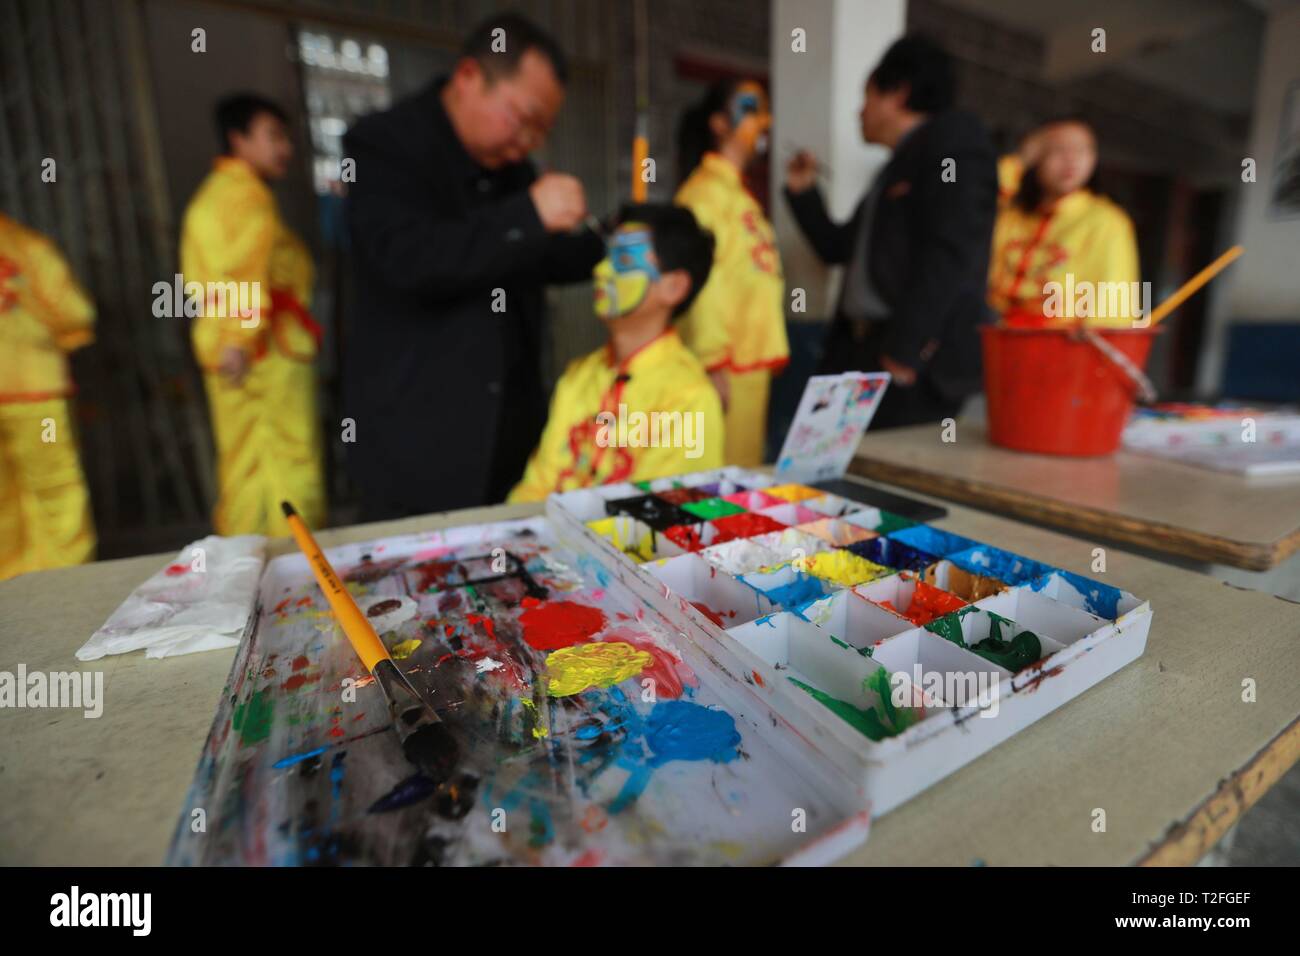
left=971, top=628, right=1042, bottom=671
left=864, top=666, right=920, bottom=736
left=788, top=677, right=890, bottom=741
left=680, top=497, right=745, bottom=520
left=924, top=612, right=967, bottom=647
left=874, top=511, right=915, bottom=534
left=787, top=668, right=921, bottom=742
left=232, top=689, right=274, bottom=746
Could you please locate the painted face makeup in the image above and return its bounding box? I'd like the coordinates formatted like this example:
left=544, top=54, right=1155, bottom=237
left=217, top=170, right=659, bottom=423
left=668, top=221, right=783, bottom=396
left=730, top=82, right=772, bottom=156
left=593, top=223, right=660, bottom=319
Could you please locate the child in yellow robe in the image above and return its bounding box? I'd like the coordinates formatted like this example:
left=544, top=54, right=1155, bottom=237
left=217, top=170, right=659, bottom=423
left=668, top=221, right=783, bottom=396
left=675, top=80, right=789, bottom=466
left=989, top=117, right=1141, bottom=328
left=181, top=94, right=324, bottom=536
left=0, top=214, right=97, bottom=580
left=509, top=205, right=724, bottom=501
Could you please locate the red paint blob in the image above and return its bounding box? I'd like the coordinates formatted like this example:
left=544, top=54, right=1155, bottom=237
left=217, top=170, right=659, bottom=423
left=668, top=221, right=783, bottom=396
left=711, top=512, right=788, bottom=539
left=664, top=524, right=706, bottom=551
left=292, top=655, right=310, bottom=671
left=467, top=612, right=497, bottom=642
left=413, top=559, right=457, bottom=593
left=887, top=582, right=967, bottom=626
left=690, top=601, right=726, bottom=627
left=165, top=564, right=188, bottom=576
left=603, top=632, right=694, bottom=699
left=656, top=487, right=710, bottom=505
left=281, top=672, right=320, bottom=692
left=519, top=601, right=607, bottom=650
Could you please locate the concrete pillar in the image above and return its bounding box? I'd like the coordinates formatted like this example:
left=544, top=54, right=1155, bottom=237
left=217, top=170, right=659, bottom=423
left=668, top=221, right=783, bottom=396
left=769, top=0, right=907, bottom=320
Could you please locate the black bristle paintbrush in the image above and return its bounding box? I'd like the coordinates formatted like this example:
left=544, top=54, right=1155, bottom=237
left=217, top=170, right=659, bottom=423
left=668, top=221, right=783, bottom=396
left=280, top=501, right=459, bottom=782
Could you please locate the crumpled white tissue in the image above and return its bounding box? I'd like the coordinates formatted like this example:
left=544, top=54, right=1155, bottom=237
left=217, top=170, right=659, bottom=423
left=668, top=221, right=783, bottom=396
left=76, top=535, right=267, bottom=661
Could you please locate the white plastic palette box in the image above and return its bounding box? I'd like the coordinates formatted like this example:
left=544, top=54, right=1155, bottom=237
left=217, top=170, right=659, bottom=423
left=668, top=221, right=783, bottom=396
left=546, top=466, right=1153, bottom=818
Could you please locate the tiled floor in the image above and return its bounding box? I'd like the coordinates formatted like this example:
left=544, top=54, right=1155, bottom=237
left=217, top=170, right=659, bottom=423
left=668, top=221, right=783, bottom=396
left=1229, top=761, right=1300, bottom=866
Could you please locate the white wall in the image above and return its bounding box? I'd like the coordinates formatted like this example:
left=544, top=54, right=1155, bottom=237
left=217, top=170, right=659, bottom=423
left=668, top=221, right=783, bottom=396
left=769, top=0, right=907, bottom=320
left=1198, top=2, right=1300, bottom=392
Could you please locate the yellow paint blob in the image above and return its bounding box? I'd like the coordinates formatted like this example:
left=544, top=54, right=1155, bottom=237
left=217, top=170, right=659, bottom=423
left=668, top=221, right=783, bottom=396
left=764, top=483, right=823, bottom=502
left=806, top=549, right=892, bottom=587
left=585, top=517, right=656, bottom=561
left=545, top=641, right=654, bottom=697
left=390, top=638, right=423, bottom=660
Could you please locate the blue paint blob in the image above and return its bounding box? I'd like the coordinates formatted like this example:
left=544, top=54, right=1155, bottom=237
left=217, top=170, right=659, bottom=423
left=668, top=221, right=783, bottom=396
left=749, top=571, right=828, bottom=609
left=1029, top=569, right=1122, bottom=619
left=272, top=745, right=328, bottom=769
left=887, top=525, right=980, bottom=557
left=948, top=546, right=1054, bottom=586
left=644, top=700, right=741, bottom=767
left=845, top=537, right=940, bottom=573
left=368, top=773, right=438, bottom=813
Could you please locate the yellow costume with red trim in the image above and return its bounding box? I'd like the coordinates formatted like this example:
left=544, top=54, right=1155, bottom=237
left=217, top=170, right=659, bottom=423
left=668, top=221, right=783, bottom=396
left=0, top=214, right=97, bottom=580
left=182, top=156, right=324, bottom=536
left=675, top=153, right=788, bottom=466
left=989, top=156, right=1140, bottom=328
left=507, top=329, right=724, bottom=502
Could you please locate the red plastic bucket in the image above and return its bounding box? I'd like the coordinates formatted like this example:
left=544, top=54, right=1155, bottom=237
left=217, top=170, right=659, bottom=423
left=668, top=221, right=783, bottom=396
left=981, top=325, right=1160, bottom=456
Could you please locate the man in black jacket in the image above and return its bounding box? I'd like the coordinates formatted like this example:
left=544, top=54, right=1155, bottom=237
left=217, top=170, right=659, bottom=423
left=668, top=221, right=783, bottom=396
left=784, top=35, right=997, bottom=428
left=343, top=13, right=603, bottom=518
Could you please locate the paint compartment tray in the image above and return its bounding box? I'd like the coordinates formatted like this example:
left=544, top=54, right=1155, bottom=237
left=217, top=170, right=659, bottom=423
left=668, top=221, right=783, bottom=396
left=169, top=510, right=877, bottom=866
left=549, top=466, right=1153, bottom=820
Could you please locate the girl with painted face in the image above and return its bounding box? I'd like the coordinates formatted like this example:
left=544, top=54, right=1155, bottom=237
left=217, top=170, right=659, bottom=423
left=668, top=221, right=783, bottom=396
left=989, top=116, right=1140, bottom=328
left=674, top=79, right=789, bottom=468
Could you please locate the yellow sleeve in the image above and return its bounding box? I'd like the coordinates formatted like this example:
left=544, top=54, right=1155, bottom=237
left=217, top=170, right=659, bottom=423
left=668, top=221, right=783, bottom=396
left=677, top=179, right=788, bottom=373
left=998, top=155, right=1024, bottom=205
left=24, top=232, right=95, bottom=352
left=507, top=372, right=573, bottom=503
left=628, top=376, right=725, bottom=481
left=675, top=186, right=734, bottom=371
left=190, top=189, right=275, bottom=365
left=1087, top=205, right=1141, bottom=327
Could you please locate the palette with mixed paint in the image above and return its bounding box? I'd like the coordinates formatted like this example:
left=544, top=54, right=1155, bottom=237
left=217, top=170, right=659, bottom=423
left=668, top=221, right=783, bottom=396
left=549, top=467, right=1153, bottom=817
left=168, top=517, right=865, bottom=866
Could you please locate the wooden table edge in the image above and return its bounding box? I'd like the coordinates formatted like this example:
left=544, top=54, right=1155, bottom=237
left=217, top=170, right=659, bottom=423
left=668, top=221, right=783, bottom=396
left=1137, top=716, right=1300, bottom=866
left=850, top=456, right=1292, bottom=572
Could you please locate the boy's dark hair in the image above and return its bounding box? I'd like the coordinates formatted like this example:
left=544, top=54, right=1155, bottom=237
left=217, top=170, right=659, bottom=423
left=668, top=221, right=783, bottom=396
left=214, top=93, right=289, bottom=154
left=618, top=203, right=716, bottom=319
left=1013, top=115, right=1102, bottom=212
left=869, top=34, right=955, bottom=113
left=460, top=11, right=568, bottom=85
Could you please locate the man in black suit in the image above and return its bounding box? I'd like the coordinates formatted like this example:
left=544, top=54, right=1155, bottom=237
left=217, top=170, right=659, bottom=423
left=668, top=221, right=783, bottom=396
left=343, top=13, right=603, bottom=518
left=784, top=35, right=997, bottom=428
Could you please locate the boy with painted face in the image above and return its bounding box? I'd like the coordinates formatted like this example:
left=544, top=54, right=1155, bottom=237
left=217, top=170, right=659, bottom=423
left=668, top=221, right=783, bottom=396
left=508, top=205, right=724, bottom=501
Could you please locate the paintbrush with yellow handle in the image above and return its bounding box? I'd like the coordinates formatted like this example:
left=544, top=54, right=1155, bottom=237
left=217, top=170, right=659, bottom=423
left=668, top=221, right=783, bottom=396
left=280, top=501, right=459, bottom=782
left=1147, top=245, right=1243, bottom=327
